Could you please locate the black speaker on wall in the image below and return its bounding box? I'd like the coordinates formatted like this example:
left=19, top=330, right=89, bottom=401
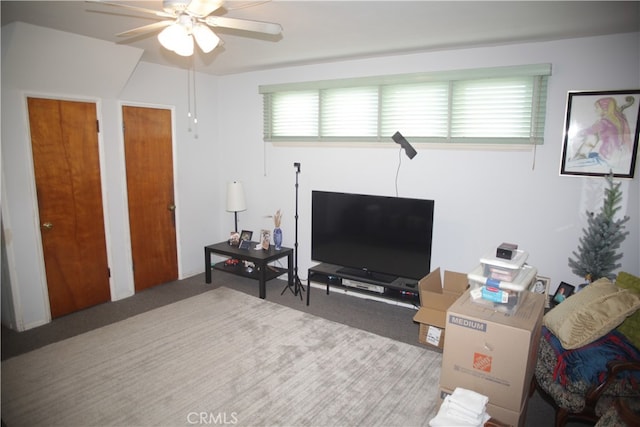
left=392, top=131, right=417, bottom=159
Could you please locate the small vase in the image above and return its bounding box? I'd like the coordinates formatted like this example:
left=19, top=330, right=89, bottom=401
left=273, top=227, right=283, bottom=250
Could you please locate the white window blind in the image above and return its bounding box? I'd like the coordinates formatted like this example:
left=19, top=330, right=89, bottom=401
left=321, top=87, right=379, bottom=137
left=381, top=82, right=449, bottom=138
left=265, top=91, right=318, bottom=137
left=260, top=64, right=551, bottom=145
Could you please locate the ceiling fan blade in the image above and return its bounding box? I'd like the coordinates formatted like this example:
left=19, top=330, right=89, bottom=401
left=187, top=0, right=223, bottom=18
left=204, top=16, right=282, bottom=35
left=116, top=20, right=173, bottom=38
left=86, top=0, right=175, bottom=19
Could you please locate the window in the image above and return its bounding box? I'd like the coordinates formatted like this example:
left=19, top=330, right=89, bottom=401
left=269, top=91, right=318, bottom=137
left=260, top=64, right=551, bottom=145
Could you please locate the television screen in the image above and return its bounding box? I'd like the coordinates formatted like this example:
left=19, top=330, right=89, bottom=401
left=311, top=191, right=434, bottom=282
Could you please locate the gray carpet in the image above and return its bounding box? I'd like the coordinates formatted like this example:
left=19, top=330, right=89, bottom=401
left=1, top=287, right=443, bottom=427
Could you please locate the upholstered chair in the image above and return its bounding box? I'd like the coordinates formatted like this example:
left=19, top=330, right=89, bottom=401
left=534, top=273, right=640, bottom=427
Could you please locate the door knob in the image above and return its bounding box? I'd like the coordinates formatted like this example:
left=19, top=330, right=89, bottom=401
left=168, top=204, right=176, bottom=211
left=42, top=222, right=53, bottom=230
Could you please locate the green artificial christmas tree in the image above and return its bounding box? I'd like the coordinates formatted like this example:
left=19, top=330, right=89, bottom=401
left=568, top=173, right=630, bottom=282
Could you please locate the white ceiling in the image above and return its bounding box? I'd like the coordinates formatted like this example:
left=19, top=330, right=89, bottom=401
left=2, top=1, right=639, bottom=76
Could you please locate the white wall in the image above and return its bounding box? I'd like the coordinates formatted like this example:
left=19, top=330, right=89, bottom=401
left=2, top=22, right=639, bottom=330
left=215, top=32, right=640, bottom=292
left=1, top=22, right=144, bottom=330
left=1, top=23, right=219, bottom=330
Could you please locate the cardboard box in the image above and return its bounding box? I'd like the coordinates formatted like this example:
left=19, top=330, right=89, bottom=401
left=438, top=387, right=528, bottom=427
left=412, top=268, right=468, bottom=349
left=439, top=290, right=545, bottom=412
left=484, top=401, right=528, bottom=427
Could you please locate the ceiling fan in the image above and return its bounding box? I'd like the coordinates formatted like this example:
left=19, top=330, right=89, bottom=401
left=89, top=0, right=282, bottom=56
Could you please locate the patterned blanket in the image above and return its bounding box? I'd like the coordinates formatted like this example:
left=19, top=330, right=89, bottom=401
left=542, top=326, right=640, bottom=386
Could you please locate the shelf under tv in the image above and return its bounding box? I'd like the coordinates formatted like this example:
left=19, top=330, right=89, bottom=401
left=308, top=263, right=420, bottom=305
left=335, top=266, right=398, bottom=284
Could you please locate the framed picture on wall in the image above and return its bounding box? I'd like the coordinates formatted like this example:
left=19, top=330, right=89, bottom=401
left=560, top=89, right=640, bottom=178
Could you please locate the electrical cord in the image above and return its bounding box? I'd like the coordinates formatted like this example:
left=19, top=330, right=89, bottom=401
left=395, top=147, right=403, bottom=197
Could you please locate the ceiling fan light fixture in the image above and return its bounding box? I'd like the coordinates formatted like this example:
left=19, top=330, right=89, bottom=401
left=173, top=32, right=194, bottom=56
left=157, top=18, right=195, bottom=56
left=184, top=0, right=224, bottom=18
left=158, top=22, right=186, bottom=52
left=163, top=0, right=190, bottom=14
left=104, top=0, right=282, bottom=57
left=192, top=23, right=220, bottom=53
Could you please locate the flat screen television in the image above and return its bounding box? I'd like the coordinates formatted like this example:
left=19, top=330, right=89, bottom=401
left=311, top=191, right=434, bottom=283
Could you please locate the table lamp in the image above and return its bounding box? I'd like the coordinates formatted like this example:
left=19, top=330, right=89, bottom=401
left=226, top=181, right=246, bottom=233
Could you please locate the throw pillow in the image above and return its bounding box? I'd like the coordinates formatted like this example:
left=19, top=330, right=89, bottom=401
left=543, top=278, right=640, bottom=349
left=616, top=272, right=640, bottom=349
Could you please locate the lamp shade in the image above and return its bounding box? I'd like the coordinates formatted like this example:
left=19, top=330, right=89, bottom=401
left=157, top=19, right=195, bottom=57
left=192, top=23, right=220, bottom=53
left=158, top=23, right=187, bottom=52
left=226, top=181, right=247, bottom=212
left=173, top=33, right=194, bottom=57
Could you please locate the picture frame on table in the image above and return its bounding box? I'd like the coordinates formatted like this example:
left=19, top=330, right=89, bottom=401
left=551, top=282, right=575, bottom=306
left=260, top=229, right=271, bottom=250
left=530, top=276, right=551, bottom=308
left=229, top=232, right=240, bottom=246
left=240, top=230, right=253, bottom=242
left=238, top=239, right=252, bottom=250
left=560, top=89, right=640, bottom=178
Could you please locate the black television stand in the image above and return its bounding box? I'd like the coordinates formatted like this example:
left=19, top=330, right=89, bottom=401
left=307, top=263, right=420, bottom=306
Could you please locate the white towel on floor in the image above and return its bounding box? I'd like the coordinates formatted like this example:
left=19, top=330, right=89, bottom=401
left=450, top=387, right=489, bottom=414
left=429, top=388, right=490, bottom=427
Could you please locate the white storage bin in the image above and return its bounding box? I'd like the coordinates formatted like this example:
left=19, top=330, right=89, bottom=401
left=468, top=264, right=537, bottom=314
left=481, top=249, right=529, bottom=281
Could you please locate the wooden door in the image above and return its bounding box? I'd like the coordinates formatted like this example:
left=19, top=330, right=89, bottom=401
left=28, top=97, right=111, bottom=318
left=123, top=106, right=178, bottom=292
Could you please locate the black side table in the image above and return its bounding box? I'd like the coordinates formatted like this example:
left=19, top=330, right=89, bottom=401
left=204, top=241, right=293, bottom=299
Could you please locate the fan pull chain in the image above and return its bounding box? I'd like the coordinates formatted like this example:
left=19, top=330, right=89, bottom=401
left=187, top=66, right=193, bottom=133
left=192, top=62, right=198, bottom=139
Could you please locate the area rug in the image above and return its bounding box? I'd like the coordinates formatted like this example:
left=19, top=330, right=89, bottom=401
left=1, top=287, right=442, bottom=426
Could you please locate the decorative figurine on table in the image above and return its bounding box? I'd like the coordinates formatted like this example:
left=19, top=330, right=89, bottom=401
left=273, top=209, right=283, bottom=250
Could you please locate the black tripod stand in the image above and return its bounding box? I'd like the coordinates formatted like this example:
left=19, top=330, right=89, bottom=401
left=282, top=162, right=305, bottom=300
